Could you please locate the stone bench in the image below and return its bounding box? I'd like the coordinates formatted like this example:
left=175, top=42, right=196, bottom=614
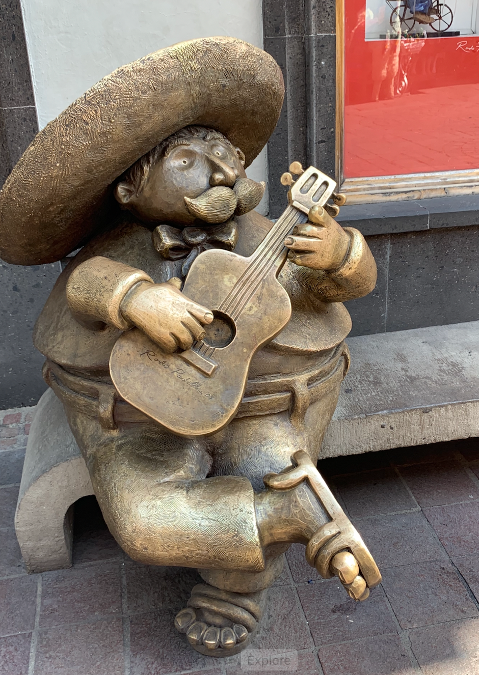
left=15, top=321, right=479, bottom=573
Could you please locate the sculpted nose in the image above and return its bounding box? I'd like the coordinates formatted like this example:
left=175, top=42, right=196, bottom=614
left=209, top=158, right=237, bottom=187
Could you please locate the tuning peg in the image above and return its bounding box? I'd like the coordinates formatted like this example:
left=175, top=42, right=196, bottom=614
left=324, top=203, right=340, bottom=218
left=332, top=192, right=347, bottom=206
left=289, top=161, right=304, bottom=176
left=280, top=172, right=294, bottom=186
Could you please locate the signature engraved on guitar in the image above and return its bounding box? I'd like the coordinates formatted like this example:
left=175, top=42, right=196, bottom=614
left=140, top=350, right=214, bottom=399
left=110, top=164, right=346, bottom=436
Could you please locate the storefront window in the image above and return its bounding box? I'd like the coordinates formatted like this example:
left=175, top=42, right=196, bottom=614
left=344, top=0, right=479, bottom=178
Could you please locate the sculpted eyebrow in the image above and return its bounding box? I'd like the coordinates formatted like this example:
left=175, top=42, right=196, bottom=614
left=164, top=140, right=191, bottom=156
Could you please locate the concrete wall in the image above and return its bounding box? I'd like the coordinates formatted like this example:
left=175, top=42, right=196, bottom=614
left=20, top=0, right=268, bottom=204
left=0, top=0, right=266, bottom=409
left=0, top=0, right=477, bottom=409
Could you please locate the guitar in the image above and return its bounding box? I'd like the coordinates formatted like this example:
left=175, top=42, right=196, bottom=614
left=110, top=163, right=346, bottom=436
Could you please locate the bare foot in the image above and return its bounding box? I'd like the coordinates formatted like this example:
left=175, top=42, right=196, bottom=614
left=174, top=584, right=267, bottom=656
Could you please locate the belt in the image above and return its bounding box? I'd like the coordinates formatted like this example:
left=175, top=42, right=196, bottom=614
left=43, top=343, right=349, bottom=432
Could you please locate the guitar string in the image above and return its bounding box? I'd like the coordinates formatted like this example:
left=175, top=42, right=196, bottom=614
left=190, top=207, right=299, bottom=357
left=224, top=210, right=306, bottom=319
left=193, top=208, right=306, bottom=360
left=228, top=211, right=307, bottom=322
left=219, top=208, right=300, bottom=316
left=216, top=206, right=298, bottom=314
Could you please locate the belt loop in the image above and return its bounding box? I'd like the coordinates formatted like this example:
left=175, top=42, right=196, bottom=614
left=288, top=375, right=310, bottom=429
left=97, top=385, right=118, bottom=430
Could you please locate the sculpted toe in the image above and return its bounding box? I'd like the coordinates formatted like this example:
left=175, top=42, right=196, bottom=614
left=220, top=626, right=237, bottom=649
left=203, top=626, right=221, bottom=650
left=174, top=607, right=196, bottom=633
left=187, top=621, right=208, bottom=645
left=233, top=624, right=249, bottom=643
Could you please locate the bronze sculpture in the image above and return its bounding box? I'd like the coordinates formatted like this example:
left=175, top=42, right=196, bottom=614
left=0, top=37, right=380, bottom=656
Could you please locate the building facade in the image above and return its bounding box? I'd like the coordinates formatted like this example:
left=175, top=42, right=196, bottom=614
left=0, top=0, right=478, bottom=408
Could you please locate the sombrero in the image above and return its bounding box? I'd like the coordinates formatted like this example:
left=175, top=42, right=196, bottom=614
left=0, top=37, right=284, bottom=265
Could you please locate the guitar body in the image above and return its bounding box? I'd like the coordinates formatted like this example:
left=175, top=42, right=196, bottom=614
left=110, top=165, right=338, bottom=436
left=110, top=248, right=292, bottom=437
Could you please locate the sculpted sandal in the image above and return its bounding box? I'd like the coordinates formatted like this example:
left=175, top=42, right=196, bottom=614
left=174, top=584, right=267, bottom=657
left=264, top=450, right=382, bottom=599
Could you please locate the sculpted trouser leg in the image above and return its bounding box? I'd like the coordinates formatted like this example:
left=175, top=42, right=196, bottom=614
left=174, top=366, right=347, bottom=655
left=198, top=359, right=345, bottom=592
left=64, top=409, right=265, bottom=572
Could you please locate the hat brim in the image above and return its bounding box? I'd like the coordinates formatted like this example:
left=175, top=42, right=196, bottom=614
left=0, top=37, right=284, bottom=265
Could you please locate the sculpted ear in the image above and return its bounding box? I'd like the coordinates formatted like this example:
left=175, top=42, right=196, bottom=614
left=115, top=180, right=136, bottom=205
left=235, top=147, right=246, bottom=166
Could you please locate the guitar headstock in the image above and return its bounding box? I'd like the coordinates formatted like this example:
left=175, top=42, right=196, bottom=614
left=281, top=163, right=346, bottom=217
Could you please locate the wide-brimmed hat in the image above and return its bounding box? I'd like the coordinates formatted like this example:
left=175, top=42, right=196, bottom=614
left=0, top=37, right=284, bottom=265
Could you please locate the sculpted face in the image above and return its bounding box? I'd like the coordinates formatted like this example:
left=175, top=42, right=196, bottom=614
left=116, top=136, right=256, bottom=227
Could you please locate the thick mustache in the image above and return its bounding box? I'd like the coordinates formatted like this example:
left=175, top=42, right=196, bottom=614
left=184, top=178, right=265, bottom=223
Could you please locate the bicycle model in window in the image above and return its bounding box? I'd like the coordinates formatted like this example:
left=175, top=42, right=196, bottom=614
left=387, top=0, right=454, bottom=33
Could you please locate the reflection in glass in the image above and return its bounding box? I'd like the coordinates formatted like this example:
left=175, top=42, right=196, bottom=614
left=366, top=0, right=478, bottom=38
left=343, top=0, right=479, bottom=177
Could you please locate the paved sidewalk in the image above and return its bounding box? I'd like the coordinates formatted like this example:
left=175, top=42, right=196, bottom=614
left=0, top=428, right=478, bottom=675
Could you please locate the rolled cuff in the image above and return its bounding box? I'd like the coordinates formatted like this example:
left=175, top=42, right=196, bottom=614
left=329, top=227, right=377, bottom=292
left=66, top=256, right=153, bottom=330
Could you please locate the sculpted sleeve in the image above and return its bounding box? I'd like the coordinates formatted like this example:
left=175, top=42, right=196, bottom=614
left=66, top=255, right=153, bottom=330
left=296, top=227, right=377, bottom=302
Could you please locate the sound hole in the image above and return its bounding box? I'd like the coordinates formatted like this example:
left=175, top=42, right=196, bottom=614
left=202, top=311, right=236, bottom=348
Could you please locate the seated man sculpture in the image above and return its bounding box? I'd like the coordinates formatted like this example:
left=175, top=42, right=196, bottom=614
left=0, top=37, right=380, bottom=656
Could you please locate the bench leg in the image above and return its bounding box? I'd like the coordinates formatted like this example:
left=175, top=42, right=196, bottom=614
left=15, top=457, right=93, bottom=573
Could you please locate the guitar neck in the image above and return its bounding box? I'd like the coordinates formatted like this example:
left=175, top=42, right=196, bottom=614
left=249, top=204, right=308, bottom=274
left=216, top=203, right=309, bottom=321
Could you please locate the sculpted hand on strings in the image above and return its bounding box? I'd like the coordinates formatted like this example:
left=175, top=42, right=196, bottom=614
left=121, top=277, right=213, bottom=353
left=284, top=204, right=351, bottom=271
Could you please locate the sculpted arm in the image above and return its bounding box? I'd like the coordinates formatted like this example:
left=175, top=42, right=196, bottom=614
left=66, top=255, right=213, bottom=352
left=285, top=206, right=377, bottom=303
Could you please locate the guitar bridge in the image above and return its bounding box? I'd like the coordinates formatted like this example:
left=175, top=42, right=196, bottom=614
left=180, top=348, right=218, bottom=377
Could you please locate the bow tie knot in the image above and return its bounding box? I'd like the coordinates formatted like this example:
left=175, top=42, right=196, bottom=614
left=152, top=221, right=238, bottom=277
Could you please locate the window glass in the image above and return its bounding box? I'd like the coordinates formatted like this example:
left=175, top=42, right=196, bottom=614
left=344, top=0, right=479, bottom=178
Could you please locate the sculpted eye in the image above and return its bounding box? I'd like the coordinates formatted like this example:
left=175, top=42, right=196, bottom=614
left=171, top=147, right=196, bottom=169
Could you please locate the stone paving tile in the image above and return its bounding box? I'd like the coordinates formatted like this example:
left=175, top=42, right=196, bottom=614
left=0, top=448, right=25, bottom=486
left=286, top=543, right=322, bottom=584
left=451, top=553, right=479, bottom=600
left=470, top=461, right=479, bottom=478
left=398, top=460, right=477, bottom=508
left=381, top=560, right=478, bottom=629
left=125, top=561, right=202, bottom=614
left=0, top=632, right=31, bottom=675
left=177, top=668, right=224, bottom=675
left=297, top=579, right=397, bottom=647
left=72, top=496, right=122, bottom=565
left=40, top=561, right=122, bottom=628
left=34, top=618, right=124, bottom=675
left=0, top=575, right=37, bottom=636
left=355, top=511, right=449, bottom=569
left=225, top=648, right=321, bottom=674
left=0, top=485, right=19, bottom=528
left=0, top=527, right=25, bottom=577
left=129, top=609, right=219, bottom=675
left=249, top=585, right=313, bottom=651
left=408, top=617, right=479, bottom=675
left=333, top=468, right=417, bottom=519
left=318, top=634, right=414, bottom=675
left=423, top=501, right=479, bottom=558
left=271, top=555, right=292, bottom=587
